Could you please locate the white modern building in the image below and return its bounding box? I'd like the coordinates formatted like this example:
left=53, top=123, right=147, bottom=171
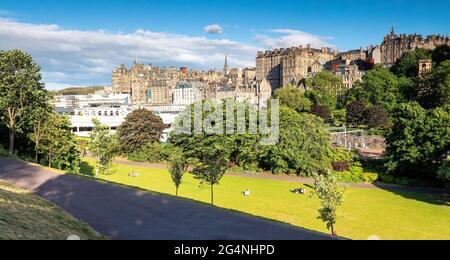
left=54, top=93, right=131, bottom=137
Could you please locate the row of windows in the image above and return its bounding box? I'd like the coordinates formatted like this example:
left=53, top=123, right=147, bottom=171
left=76, top=111, right=126, bottom=116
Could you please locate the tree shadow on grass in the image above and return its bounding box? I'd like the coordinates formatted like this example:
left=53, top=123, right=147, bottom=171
left=79, top=161, right=95, bottom=177
left=373, top=182, right=450, bottom=206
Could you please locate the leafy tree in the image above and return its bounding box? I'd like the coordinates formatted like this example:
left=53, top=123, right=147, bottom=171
left=170, top=100, right=264, bottom=171
left=307, top=71, right=344, bottom=96
left=365, top=105, right=388, bottom=129
left=310, top=104, right=331, bottom=124
left=313, top=173, right=345, bottom=236
left=432, top=45, right=450, bottom=67
left=261, top=106, right=331, bottom=176
left=168, top=147, right=189, bottom=196
left=0, top=50, right=47, bottom=155
left=416, top=60, right=450, bottom=109
left=359, top=67, right=401, bottom=112
left=39, top=113, right=80, bottom=173
left=274, top=85, right=311, bottom=112
left=89, top=119, right=119, bottom=178
left=332, top=109, right=346, bottom=127
left=192, top=147, right=227, bottom=205
left=391, top=48, right=431, bottom=78
left=328, top=148, right=356, bottom=172
left=118, top=109, right=166, bottom=153
left=385, top=103, right=450, bottom=179
left=28, top=91, right=53, bottom=163
left=346, top=100, right=366, bottom=127
left=127, top=142, right=169, bottom=163
left=305, top=89, right=337, bottom=111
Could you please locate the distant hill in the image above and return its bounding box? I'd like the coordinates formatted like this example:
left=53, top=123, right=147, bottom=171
left=58, top=86, right=106, bottom=95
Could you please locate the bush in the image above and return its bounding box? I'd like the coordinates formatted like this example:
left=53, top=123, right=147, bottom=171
left=127, top=142, right=169, bottom=163
left=0, top=145, right=8, bottom=157
left=362, top=172, right=379, bottom=183
left=334, top=169, right=364, bottom=183
left=329, top=148, right=356, bottom=172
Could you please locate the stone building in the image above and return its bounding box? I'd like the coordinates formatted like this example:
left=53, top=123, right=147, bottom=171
left=172, top=81, right=204, bottom=105
left=380, top=27, right=449, bottom=66
left=256, top=44, right=336, bottom=91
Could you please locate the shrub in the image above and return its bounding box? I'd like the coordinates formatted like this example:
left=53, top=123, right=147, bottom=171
left=362, top=172, right=379, bottom=183
left=329, top=148, right=356, bottom=172
left=127, top=142, right=169, bottom=163
left=334, top=170, right=364, bottom=183
left=0, top=145, right=8, bottom=157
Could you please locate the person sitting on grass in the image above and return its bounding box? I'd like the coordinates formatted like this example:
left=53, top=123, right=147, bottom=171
left=242, top=190, right=251, bottom=197
left=291, top=188, right=306, bottom=194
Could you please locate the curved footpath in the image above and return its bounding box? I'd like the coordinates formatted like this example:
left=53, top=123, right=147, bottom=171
left=0, top=158, right=336, bottom=240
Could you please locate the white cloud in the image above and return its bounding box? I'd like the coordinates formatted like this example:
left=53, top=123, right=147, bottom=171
left=203, top=24, right=224, bottom=34
left=0, top=18, right=257, bottom=89
left=255, top=29, right=334, bottom=49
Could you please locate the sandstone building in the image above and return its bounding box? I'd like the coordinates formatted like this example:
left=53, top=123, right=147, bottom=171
left=256, top=44, right=336, bottom=90
left=380, top=27, right=449, bottom=66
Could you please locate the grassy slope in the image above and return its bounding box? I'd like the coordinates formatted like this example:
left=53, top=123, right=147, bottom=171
left=81, top=158, right=450, bottom=240
left=0, top=180, right=104, bottom=240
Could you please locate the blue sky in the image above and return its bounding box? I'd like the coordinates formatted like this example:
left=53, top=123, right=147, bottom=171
left=0, top=0, right=449, bottom=88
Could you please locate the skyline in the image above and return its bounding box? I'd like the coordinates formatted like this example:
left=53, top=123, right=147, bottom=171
left=0, top=0, right=449, bottom=89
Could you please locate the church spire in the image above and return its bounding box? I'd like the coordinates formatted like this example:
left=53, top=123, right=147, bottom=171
left=391, top=24, right=395, bottom=35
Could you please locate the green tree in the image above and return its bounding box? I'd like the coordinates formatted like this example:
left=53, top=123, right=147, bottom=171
left=305, top=89, right=337, bottom=111
left=168, top=148, right=189, bottom=196
left=39, top=113, right=80, bottom=173
left=307, top=71, right=344, bottom=96
left=359, top=67, right=401, bottom=112
left=274, top=85, right=311, bottom=112
left=261, top=106, right=331, bottom=176
left=385, top=103, right=450, bottom=178
left=313, top=173, right=345, bottom=236
left=28, top=91, right=53, bottom=163
left=89, top=119, right=119, bottom=178
left=118, top=109, right=166, bottom=153
left=192, top=147, right=227, bottom=205
left=416, top=60, right=450, bottom=109
left=432, top=45, right=450, bottom=67
left=0, top=50, right=47, bottom=155
left=391, top=48, right=431, bottom=78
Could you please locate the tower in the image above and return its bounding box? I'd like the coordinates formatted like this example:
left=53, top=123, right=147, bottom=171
left=224, top=54, right=229, bottom=76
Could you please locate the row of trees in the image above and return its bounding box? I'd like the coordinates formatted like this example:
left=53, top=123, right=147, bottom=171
left=0, top=50, right=81, bottom=172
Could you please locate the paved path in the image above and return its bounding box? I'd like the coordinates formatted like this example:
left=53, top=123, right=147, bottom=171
left=114, top=158, right=448, bottom=195
left=0, top=158, right=335, bottom=240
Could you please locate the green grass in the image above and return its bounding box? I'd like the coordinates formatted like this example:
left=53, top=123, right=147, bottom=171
left=79, top=158, right=450, bottom=240
left=0, top=180, right=105, bottom=240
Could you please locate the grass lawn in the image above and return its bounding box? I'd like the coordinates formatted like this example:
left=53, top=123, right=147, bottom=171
left=79, top=158, right=450, bottom=240
left=0, top=180, right=105, bottom=240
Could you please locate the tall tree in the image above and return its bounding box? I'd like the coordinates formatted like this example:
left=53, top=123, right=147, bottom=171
left=274, top=85, right=311, bottom=112
left=118, top=108, right=166, bottom=153
left=192, top=148, right=227, bottom=205
left=39, top=113, right=80, bottom=173
left=0, top=50, right=47, bottom=155
left=390, top=48, right=431, bottom=78
left=89, top=119, right=119, bottom=178
left=313, top=173, right=345, bottom=236
left=431, top=45, right=450, bottom=67
left=168, top=147, right=189, bottom=196
left=261, top=106, right=331, bottom=176
left=385, top=102, right=450, bottom=178
left=29, top=91, right=53, bottom=163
